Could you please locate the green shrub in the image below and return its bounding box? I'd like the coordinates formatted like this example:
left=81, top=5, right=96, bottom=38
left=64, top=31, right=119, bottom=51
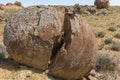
left=111, top=42, right=120, bottom=51
left=96, top=51, right=118, bottom=71
left=97, top=31, right=106, bottom=38
left=108, top=27, right=116, bottom=32
left=114, top=33, right=120, bottom=39
left=104, top=38, right=112, bottom=44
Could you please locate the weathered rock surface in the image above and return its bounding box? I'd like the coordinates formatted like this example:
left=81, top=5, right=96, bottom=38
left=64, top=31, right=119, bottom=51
left=4, top=6, right=98, bottom=80
left=49, top=9, right=98, bottom=79
left=4, top=6, right=62, bottom=70
left=94, top=0, right=110, bottom=9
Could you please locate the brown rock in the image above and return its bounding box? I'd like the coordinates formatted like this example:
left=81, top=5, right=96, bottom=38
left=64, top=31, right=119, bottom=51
left=74, top=4, right=97, bottom=15
left=74, top=3, right=81, bottom=13
left=6, top=3, right=13, bottom=6
left=4, top=6, right=98, bottom=79
left=49, top=9, right=98, bottom=80
left=4, top=6, right=62, bottom=70
left=87, top=6, right=97, bottom=14
left=14, top=1, right=22, bottom=7
left=94, top=0, right=110, bottom=9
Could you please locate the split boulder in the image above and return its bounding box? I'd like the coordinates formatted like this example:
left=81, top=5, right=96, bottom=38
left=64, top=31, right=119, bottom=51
left=4, top=6, right=98, bottom=80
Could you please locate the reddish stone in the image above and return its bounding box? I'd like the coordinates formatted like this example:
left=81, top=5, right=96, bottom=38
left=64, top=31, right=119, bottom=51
left=49, top=10, right=98, bottom=80
left=94, top=0, right=110, bottom=9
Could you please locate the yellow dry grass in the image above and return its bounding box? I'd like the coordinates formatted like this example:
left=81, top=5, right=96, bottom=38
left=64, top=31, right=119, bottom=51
left=83, top=6, right=120, bottom=56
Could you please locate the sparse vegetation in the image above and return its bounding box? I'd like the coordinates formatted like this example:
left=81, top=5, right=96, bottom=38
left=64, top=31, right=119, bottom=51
left=114, top=33, right=120, bottom=39
left=111, top=42, right=120, bottom=51
left=97, top=31, right=106, bottom=38
left=108, top=27, right=116, bottom=32
left=96, top=51, right=118, bottom=71
left=104, top=38, right=112, bottom=44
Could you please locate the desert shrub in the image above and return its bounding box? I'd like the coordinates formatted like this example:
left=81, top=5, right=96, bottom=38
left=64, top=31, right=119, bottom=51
left=14, top=1, right=22, bottom=7
left=97, top=31, right=106, bottom=38
left=108, top=27, right=116, bottom=32
left=114, top=33, right=120, bottom=39
left=96, top=9, right=111, bottom=16
left=104, top=38, right=112, bottom=44
left=111, top=42, right=120, bottom=51
left=96, top=51, right=118, bottom=71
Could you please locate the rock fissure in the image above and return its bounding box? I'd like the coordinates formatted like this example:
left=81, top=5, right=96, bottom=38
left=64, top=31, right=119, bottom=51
left=4, top=6, right=98, bottom=80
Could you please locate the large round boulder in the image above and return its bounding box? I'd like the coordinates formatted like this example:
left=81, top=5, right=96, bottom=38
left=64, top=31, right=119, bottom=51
left=4, top=6, right=98, bottom=79
left=94, top=0, right=110, bottom=9
left=49, top=9, right=98, bottom=80
left=4, top=6, right=62, bottom=70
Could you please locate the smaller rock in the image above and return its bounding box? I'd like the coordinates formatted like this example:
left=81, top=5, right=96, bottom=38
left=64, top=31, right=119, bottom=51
left=82, top=78, right=87, bottom=80
left=6, top=3, right=13, bottom=6
left=87, top=6, right=97, bottom=14
left=74, top=3, right=81, bottom=13
left=89, top=69, right=97, bottom=76
left=94, top=0, right=110, bottom=9
left=88, top=75, right=98, bottom=80
left=14, top=1, right=22, bottom=7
